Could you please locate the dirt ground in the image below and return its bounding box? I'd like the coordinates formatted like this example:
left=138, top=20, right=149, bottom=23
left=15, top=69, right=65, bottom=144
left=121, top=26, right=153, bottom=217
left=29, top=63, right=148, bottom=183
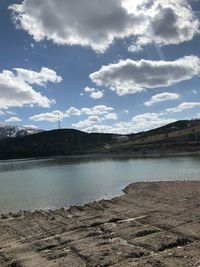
left=0, top=181, right=200, bottom=267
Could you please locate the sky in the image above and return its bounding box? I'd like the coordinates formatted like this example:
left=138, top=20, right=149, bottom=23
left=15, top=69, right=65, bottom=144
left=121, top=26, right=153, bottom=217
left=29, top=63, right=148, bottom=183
left=0, top=0, right=200, bottom=134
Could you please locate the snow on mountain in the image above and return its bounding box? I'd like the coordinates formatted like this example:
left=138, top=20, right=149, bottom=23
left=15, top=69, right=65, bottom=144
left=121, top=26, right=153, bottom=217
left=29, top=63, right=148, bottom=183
left=0, top=124, right=42, bottom=141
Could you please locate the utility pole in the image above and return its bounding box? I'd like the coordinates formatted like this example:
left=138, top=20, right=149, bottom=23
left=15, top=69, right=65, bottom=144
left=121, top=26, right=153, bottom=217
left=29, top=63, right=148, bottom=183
left=58, top=120, right=61, bottom=130
left=57, top=114, right=61, bottom=130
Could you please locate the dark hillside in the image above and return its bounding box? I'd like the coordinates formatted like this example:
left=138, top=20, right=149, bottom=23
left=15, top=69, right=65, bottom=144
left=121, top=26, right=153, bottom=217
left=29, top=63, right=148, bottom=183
left=0, top=119, right=200, bottom=160
left=0, top=129, right=117, bottom=159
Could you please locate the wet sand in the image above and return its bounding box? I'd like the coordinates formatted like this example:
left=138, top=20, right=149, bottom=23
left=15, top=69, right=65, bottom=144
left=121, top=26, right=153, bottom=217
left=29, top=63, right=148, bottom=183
left=0, top=181, right=200, bottom=266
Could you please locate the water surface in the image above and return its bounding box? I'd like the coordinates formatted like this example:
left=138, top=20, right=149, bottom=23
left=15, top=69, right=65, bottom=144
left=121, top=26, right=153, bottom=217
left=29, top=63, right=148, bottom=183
left=0, top=156, right=200, bottom=213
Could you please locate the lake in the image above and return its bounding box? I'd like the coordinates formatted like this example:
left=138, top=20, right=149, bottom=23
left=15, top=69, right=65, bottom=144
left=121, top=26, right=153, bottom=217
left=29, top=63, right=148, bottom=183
left=0, top=156, right=200, bottom=214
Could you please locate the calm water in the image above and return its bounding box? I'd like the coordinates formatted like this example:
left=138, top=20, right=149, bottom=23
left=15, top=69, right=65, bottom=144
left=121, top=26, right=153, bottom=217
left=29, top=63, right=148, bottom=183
left=0, top=156, right=200, bottom=213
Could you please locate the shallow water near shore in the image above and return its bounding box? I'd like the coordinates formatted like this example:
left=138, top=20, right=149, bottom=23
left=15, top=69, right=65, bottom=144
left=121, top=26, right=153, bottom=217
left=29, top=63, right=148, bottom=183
left=0, top=156, right=200, bottom=214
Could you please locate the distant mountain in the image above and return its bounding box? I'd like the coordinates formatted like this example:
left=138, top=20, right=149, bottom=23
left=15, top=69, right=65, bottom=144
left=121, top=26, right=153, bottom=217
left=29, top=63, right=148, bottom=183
left=0, top=119, right=200, bottom=160
left=0, top=125, right=42, bottom=141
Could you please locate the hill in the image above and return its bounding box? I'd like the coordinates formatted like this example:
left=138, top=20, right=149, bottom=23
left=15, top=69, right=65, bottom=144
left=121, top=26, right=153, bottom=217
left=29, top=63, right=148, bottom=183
left=99, top=119, right=200, bottom=155
left=0, top=119, right=200, bottom=160
left=0, top=129, right=119, bottom=159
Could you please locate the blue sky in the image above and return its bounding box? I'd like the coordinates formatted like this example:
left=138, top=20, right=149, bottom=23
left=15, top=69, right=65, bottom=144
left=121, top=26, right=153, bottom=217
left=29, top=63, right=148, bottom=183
left=0, top=0, right=200, bottom=133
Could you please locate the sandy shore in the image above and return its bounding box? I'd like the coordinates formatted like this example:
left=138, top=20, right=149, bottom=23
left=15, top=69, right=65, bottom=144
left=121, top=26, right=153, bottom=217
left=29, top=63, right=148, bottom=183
left=0, top=181, right=200, bottom=266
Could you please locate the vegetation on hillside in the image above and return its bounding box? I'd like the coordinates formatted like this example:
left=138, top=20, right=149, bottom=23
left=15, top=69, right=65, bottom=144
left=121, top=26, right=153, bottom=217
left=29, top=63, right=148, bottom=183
left=0, top=119, right=200, bottom=160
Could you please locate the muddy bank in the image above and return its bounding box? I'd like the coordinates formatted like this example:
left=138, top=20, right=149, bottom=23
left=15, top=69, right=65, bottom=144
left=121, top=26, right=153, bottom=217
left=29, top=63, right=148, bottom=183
left=0, top=181, right=200, bottom=266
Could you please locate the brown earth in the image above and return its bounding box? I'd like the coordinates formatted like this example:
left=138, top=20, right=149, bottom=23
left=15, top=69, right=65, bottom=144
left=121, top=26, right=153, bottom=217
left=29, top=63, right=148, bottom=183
left=0, top=181, right=200, bottom=266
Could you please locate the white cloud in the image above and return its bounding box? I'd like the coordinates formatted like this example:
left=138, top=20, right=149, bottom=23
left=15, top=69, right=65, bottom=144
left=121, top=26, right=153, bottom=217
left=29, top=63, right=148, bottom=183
left=14, top=67, right=62, bottom=86
left=0, top=68, right=62, bottom=109
left=30, top=110, right=66, bottom=122
left=90, top=56, right=200, bottom=95
left=72, top=120, right=93, bottom=129
left=104, top=113, right=118, bottom=120
left=29, top=105, right=115, bottom=122
left=84, top=87, right=104, bottom=99
left=81, top=105, right=114, bottom=116
left=84, top=87, right=93, bottom=93
left=9, top=0, right=143, bottom=53
left=5, top=116, right=22, bottom=123
left=90, top=91, right=104, bottom=99
left=29, top=105, right=177, bottom=134
left=130, top=113, right=175, bottom=132
left=65, top=107, right=81, bottom=117
left=88, top=116, right=102, bottom=122
left=129, top=0, right=199, bottom=51
left=23, top=124, right=38, bottom=129
left=0, top=111, right=6, bottom=116
left=83, top=124, right=115, bottom=133
left=145, top=92, right=180, bottom=106
left=72, top=116, right=102, bottom=129
left=9, top=0, right=199, bottom=53
left=128, top=44, right=142, bottom=53
left=5, top=111, right=17, bottom=115
left=80, top=113, right=175, bottom=134
left=108, top=113, right=175, bottom=134
left=192, top=89, right=199, bottom=95
left=166, top=102, right=200, bottom=113
left=73, top=115, right=116, bottom=130
left=30, top=106, right=175, bottom=134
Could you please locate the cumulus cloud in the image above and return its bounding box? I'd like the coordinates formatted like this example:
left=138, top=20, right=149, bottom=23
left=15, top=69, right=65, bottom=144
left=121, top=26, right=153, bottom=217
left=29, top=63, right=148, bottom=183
left=72, top=116, right=102, bottom=129
left=81, top=113, right=175, bottom=134
left=130, top=0, right=199, bottom=51
left=73, top=112, right=118, bottom=129
left=90, top=91, right=104, bottom=99
left=128, top=44, right=143, bottom=53
left=23, top=124, right=38, bottom=129
left=14, top=67, right=62, bottom=86
left=145, top=92, right=180, bottom=106
left=104, top=113, right=118, bottom=120
left=0, top=68, right=62, bottom=109
left=113, top=113, right=175, bottom=133
left=9, top=0, right=199, bottom=53
left=84, top=87, right=93, bottom=93
left=90, top=56, right=200, bottom=95
left=83, top=124, right=115, bottom=133
left=81, top=105, right=114, bottom=116
left=84, top=87, right=104, bottom=99
left=30, top=105, right=115, bottom=122
left=65, top=107, right=81, bottom=117
left=166, top=102, right=200, bottom=113
left=9, top=0, right=143, bottom=53
left=29, top=105, right=176, bottom=134
left=0, top=111, right=6, bottom=116
left=30, top=110, right=66, bottom=122
left=5, top=116, right=22, bottom=123
left=130, top=113, right=175, bottom=132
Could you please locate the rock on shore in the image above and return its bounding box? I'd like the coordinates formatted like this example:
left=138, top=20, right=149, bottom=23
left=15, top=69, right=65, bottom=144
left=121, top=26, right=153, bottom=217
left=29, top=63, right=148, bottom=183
left=0, top=181, right=200, bottom=266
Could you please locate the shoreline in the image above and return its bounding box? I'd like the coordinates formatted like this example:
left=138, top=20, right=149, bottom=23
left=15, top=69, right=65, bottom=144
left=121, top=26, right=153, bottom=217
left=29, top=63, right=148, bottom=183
left=0, top=150, right=200, bottom=163
left=0, top=181, right=200, bottom=266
